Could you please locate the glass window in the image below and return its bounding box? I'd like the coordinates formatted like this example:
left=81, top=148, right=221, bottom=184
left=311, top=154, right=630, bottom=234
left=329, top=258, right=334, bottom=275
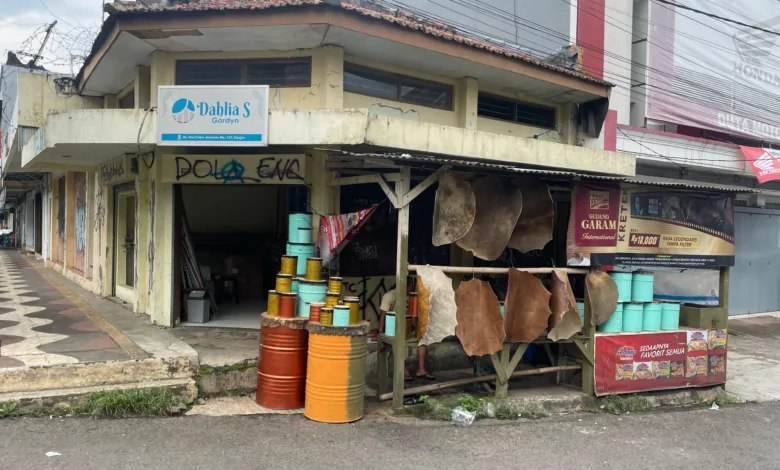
left=344, top=62, right=453, bottom=110
left=118, top=92, right=134, bottom=109
left=177, top=61, right=242, bottom=85
left=245, top=60, right=311, bottom=87
left=477, top=93, right=556, bottom=129
left=344, top=64, right=397, bottom=100
left=176, top=59, right=311, bottom=87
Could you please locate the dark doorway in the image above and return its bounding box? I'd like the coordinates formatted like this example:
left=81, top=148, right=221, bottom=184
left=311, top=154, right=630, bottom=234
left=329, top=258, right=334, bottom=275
left=34, top=192, right=43, bottom=254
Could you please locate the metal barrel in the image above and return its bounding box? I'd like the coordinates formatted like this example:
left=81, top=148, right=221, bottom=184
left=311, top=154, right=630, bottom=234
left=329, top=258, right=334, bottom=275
left=297, top=280, right=327, bottom=317
left=320, top=308, right=333, bottom=325
left=328, top=277, right=343, bottom=294
left=304, top=322, right=369, bottom=423
left=257, top=315, right=308, bottom=410
left=275, top=274, right=293, bottom=293
left=288, top=213, right=313, bottom=243
left=278, top=292, right=297, bottom=318
left=267, top=290, right=279, bottom=316
left=343, top=296, right=360, bottom=324
left=325, top=291, right=340, bottom=308
left=332, top=305, right=351, bottom=326
left=309, top=302, right=325, bottom=323
left=286, top=242, right=315, bottom=276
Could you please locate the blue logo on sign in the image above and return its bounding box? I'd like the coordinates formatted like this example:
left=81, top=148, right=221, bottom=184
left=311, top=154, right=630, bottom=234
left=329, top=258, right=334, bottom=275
left=172, top=98, right=196, bottom=123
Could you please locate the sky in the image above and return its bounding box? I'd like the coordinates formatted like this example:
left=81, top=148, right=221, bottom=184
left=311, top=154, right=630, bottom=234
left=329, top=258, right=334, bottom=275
left=0, top=0, right=108, bottom=74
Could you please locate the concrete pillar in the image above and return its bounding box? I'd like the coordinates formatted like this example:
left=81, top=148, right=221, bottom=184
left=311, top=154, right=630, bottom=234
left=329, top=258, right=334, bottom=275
left=558, top=103, right=579, bottom=146
left=456, top=77, right=479, bottom=130
left=135, top=65, right=152, bottom=109
left=150, top=52, right=175, bottom=106
left=134, top=158, right=150, bottom=314
left=104, top=95, right=118, bottom=109
left=308, top=151, right=338, bottom=243
left=312, top=46, right=344, bottom=109
left=149, top=149, right=175, bottom=326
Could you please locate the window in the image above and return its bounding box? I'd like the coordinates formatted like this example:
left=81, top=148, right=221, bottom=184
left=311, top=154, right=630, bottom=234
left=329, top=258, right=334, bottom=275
left=176, top=58, right=312, bottom=87
left=344, top=63, right=453, bottom=110
left=118, top=92, right=134, bottom=109
left=477, top=93, right=556, bottom=128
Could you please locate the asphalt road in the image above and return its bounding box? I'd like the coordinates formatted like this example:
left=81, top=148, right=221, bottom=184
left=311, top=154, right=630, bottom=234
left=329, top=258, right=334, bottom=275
left=0, top=403, right=777, bottom=469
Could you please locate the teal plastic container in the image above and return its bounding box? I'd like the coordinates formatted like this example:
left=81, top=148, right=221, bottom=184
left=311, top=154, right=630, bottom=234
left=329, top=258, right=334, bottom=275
left=499, top=302, right=505, bottom=317
left=296, top=280, right=327, bottom=317
left=576, top=301, right=585, bottom=323
left=385, top=312, right=396, bottom=336
left=622, top=302, right=644, bottom=332
left=642, top=302, right=662, bottom=331
left=609, top=272, right=633, bottom=303
left=631, top=272, right=654, bottom=302
left=597, top=303, right=623, bottom=333
left=333, top=305, right=351, bottom=326
left=661, top=302, right=681, bottom=330
left=291, top=277, right=300, bottom=294
left=288, top=213, right=313, bottom=243
left=286, top=242, right=316, bottom=275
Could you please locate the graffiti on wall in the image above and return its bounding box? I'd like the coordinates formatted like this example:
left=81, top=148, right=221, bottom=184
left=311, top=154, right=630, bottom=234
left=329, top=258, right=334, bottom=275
left=99, top=155, right=132, bottom=186
left=161, top=154, right=306, bottom=184
left=147, top=179, right=156, bottom=298
left=343, top=276, right=395, bottom=328
left=75, top=205, right=86, bottom=252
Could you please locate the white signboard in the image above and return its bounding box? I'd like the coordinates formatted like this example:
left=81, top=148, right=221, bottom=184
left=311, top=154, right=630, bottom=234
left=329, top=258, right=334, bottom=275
left=157, top=85, right=269, bottom=147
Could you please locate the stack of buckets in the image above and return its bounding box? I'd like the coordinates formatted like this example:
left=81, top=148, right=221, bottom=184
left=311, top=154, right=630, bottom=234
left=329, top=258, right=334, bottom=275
left=596, top=271, right=681, bottom=334
left=266, top=212, right=362, bottom=325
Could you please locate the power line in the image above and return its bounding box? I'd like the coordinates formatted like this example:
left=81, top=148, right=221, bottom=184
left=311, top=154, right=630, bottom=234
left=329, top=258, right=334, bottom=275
left=653, top=0, right=780, bottom=38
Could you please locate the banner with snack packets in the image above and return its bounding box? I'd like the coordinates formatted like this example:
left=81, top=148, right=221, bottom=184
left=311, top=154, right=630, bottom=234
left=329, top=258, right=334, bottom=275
left=566, top=183, right=735, bottom=268
left=594, top=329, right=727, bottom=396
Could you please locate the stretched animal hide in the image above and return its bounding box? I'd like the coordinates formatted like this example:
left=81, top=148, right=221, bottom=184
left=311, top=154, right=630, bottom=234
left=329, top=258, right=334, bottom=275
left=548, top=270, right=582, bottom=341
left=504, top=270, right=552, bottom=342
left=508, top=180, right=554, bottom=253
left=455, top=279, right=505, bottom=356
left=432, top=172, right=476, bottom=246
left=585, top=271, right=619, bottom=326
left=549, top=269, right=578, bottom=329
left=456, top=177, right=523, bottom=261
left=417, top=266, right=458, bottom=347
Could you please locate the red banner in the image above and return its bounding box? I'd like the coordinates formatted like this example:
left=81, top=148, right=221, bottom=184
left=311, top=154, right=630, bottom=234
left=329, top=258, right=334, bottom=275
left=741, top=146, right=780, bottom=184
left=594, top=329, right=727, bottom=396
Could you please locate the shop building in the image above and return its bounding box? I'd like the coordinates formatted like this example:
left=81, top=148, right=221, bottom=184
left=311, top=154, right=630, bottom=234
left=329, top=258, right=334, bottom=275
left=583, top=0, right=780, bottom=315
left=19, top=0, right=634, bottom=327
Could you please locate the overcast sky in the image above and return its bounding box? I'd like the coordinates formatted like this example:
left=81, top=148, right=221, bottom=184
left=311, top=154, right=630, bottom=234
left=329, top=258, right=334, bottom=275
left=1, top=0, right=107, bottom=74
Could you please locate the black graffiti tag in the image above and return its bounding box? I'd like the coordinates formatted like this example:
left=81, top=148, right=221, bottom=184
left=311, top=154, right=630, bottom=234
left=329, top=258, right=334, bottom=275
left=256, top=157, right=304, bottom=181
left=175, top=156, right=303, bottom=183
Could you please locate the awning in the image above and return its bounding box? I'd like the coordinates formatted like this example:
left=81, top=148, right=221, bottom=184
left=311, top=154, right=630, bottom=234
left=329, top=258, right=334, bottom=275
left=621, top=176, right=759, bottom=194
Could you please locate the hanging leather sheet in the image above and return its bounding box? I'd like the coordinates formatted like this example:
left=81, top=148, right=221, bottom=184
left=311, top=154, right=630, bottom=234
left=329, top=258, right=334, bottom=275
left=585, top=271, right=619, bottom=326
left=504, top=270, right=552, bottom=343
left=455, top=279, right=505, bottom=356
left=508, top=179, right=554, bottom=253
left=456, top=177, right=523, bottom=261
left=417, top=266, right=457, bottom=347
left=547, top=270, right=582, bottom=341
left=432, top=172, right=476, bottom=246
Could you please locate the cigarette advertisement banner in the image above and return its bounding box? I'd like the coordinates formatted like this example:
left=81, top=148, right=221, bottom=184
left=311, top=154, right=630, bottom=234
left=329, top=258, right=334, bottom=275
left=566, top=183, right=735, bottom=268
left=594, top=329, right=727, bottom=396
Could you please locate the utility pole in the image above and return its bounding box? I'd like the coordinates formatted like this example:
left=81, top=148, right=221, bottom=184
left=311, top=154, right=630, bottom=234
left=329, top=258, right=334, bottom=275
left=30, top=21, right=57, bottom=69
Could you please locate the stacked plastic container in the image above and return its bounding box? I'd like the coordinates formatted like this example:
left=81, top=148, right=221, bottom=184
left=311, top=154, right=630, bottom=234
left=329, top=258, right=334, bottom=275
left=597, top=271, right=680, bottom=334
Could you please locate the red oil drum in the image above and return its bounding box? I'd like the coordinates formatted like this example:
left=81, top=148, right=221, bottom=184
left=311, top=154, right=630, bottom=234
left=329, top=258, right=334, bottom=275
left=408, top=292, right=418, bottom=317
left=278, top=292, right=297, bottom=318
left=257, top=314, right=309, bottom=409
left=309, top=302, right=324, bottom=323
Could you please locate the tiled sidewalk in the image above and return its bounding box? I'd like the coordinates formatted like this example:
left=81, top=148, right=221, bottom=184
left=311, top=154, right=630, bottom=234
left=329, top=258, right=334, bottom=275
left=0, top=249, right=130, bottom=369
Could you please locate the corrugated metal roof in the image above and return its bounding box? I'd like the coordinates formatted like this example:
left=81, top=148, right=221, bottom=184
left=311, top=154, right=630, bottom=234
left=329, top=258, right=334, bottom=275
left=623, top=176, right=759, bottom=193
left=101, top=0, right=611, bottom=87
left=327, top=150, right=759, bottom=193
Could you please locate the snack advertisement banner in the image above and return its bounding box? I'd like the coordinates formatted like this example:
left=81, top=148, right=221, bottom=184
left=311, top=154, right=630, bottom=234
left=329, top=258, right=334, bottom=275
left=566, top=183, right=735, bottom=268
left=594, top=329, right=727, bottom=396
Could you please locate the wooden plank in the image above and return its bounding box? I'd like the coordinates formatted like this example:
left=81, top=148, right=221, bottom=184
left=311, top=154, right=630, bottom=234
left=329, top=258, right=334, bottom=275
left=506, top=343, right=529, bottom=377
left=377, top=174, right=399, bottom=208
left=331, top=174, right=383, bottom=186
left=407, top=265, right=588, bottom=275
left=581, top=268, right=598, bottom=396
left=392, top=166, right=411, bottom=409
left=490, top=353, right=508, bottom=382
left=401, top=166, right=449, bottom=207
left=572, top=339, right=593, bottom=365
left=377, top=365, right=581, bottom=401
left=377, top=337, right=389, bottom=396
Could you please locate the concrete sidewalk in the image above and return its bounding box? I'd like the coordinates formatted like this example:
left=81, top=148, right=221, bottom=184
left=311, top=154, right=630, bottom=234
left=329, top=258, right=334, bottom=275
left=0, top=250, right=198, bottom=405
left=726, top=314, right=780, bottom=402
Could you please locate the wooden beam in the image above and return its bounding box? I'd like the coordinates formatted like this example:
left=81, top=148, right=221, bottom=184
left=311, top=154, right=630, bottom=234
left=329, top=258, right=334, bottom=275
left=331, top=174, right=382, bottom=186
left=392, top=166, right=411, bottom=409
left=377, top=365, right=581, bottom=401
left=401, top=165, right=449, bottom=206
left=581, top=267, right=598, bottom=396
left=377, top=174, right=399, bottom=208
left=407, top=265, right=588, bottom=275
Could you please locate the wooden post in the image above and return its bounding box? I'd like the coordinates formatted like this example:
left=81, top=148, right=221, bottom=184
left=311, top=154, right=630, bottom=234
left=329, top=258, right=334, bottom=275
left=581, top=268, right=597, bottom=396
left=392, top=166, right=411, bottom=409
left=719, top=266, right=729, bottom=309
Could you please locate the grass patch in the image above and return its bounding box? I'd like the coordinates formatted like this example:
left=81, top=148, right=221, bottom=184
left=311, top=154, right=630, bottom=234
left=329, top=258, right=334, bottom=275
left=518, top=404, right=548, bottom=420
left=495, top=402, right=519, bottom=420
left=195, top=361, right=256, bottom=377
left=705, top=394, right=743, bottom=406
left=421, top=399, right=454, bottom=421
left=75, top=389, right=177, bottom=418
left=599, top=394, right=652, bottom=413
left=419, top=394, right=526, bottom=421
left=0, top=402, right=18, bottom=418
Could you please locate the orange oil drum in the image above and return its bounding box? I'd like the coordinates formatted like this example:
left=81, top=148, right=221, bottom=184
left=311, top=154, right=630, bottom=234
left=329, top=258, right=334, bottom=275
left=257, top=314, right=309, bottom=410
left=304, top=322, right=369, bottom=423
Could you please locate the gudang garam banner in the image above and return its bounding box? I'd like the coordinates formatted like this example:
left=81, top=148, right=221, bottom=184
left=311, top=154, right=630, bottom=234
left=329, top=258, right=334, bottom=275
left=566, top=183, right=735, bottom=268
